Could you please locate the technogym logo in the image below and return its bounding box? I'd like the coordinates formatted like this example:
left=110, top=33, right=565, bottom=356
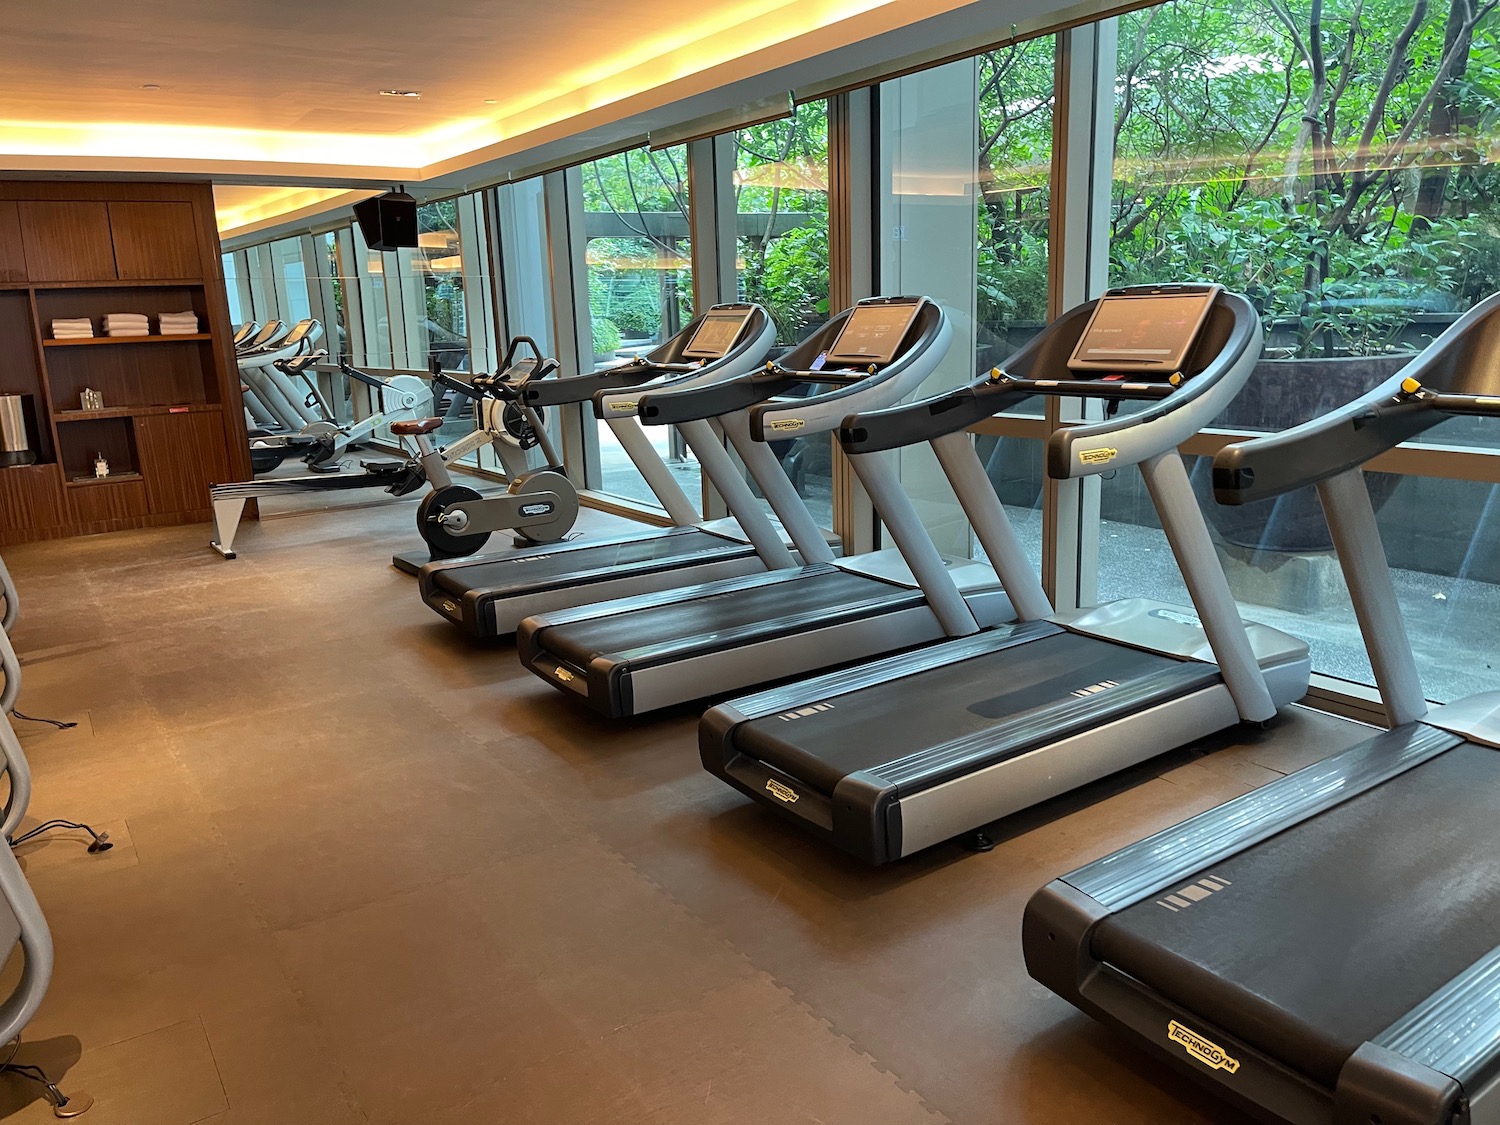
left=765, top=778, right=799, bottom=804
left=1167, top=1021, right=1240, bottom=1074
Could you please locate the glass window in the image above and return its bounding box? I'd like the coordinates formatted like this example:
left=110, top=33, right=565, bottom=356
left=1101, top=0, right=1500, bottom=700
left=1111, top=1, right=1500, bottom=405
left=579, top=145, right=697, bottom=505
left=736, top=101, right=831, bottom=346
left=223, top=253, right=244, bottom=325
left=319, top=231, right=347, bottom=362
left=413, top=200, right=471, bottom=372
left=488, top=177, right=563, bottom=479
left=734, top=101, right=837, bottom=529
left=878, top=39, right=1055, bottom=559
left=1094, top=462, right=1500, bottom=704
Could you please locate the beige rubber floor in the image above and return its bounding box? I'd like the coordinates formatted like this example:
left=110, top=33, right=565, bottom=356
left=0, top=499, right=1371, bottom=1124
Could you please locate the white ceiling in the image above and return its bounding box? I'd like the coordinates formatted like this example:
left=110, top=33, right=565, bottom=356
left=3, top=0, right=790, bottom=135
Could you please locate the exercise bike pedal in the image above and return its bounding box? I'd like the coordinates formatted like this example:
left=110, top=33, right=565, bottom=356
left=360, top=460, right=407, bottom=477
left=385, top=465, right=428, bottom=496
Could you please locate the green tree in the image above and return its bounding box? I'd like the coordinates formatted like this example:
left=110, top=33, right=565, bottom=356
left=735, top=101, right=831, bottom=342
left=582, top=147, right=692, bottom=345
left=1109, top=0, right=1500, bottom=355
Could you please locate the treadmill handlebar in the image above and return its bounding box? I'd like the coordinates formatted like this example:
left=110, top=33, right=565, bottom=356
left=637, top=368, right=804, bottom=426
left=521, top=358, right=691, bottom=407
left=841, top=292, right=1260, bottom=474
left=839, top=377, right=1031, bottom=454
left=1214, top=291, right=1500, bottom=504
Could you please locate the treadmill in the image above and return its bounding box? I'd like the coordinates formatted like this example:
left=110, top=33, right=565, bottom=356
left=1024, top=291, right=1500, bottom=1125
left=699, top=285, right=1310, bottom=863
left=517, top=295, right=1013, bottom=718
left=416, top=305, right=782, bottom=637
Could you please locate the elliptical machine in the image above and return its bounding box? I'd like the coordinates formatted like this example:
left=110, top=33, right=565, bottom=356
left=390, top=336, right=580, bottom=573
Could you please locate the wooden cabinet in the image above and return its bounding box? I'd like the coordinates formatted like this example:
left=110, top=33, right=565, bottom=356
left=0, top=181, right=251, bottom=543
left=68, top=478, right=149, bottom=525
left=17, top=201, right=116, bottom=282
left=109, top=202, right=201, bottom=281
left=0, top=204, right=25, bottom=283
left=137, top=410, right=230, bottom=515
left=0, top=466, right=66, bottom=536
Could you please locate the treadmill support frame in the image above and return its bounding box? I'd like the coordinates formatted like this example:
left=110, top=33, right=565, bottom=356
left=1140, top=450, right=1277, bottom=723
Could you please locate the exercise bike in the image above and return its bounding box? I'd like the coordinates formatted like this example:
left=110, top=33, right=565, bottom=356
left=390, top=337, right=580, bottom=572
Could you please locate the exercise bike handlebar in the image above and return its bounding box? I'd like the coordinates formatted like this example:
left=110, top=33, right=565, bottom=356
left=500, top=335, right=547, bottom=372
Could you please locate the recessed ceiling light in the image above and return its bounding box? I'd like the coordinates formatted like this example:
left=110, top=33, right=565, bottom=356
left=378, top=89, right=422, bottom=98
left=140, top=83, right=161, bottom=91
left=484, top=99, right=497, bottom=105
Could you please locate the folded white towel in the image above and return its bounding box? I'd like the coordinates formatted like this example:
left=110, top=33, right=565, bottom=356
left=106, top=328, right=150, bottom=337
left=52, top=326, right=94, bottom=334
left=104, top=313, right=149, bottom=326
left=159, top=326, right=199, bottom=335
left=159, top=310, right=197, bottom=320
left=51, top=318, right=92, bottom=329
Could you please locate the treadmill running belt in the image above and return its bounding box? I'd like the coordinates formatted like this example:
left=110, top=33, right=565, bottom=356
left=430, top=529, right=744, bottom=598
left=540, top=569, right=921, bottom=669
left=1093, top=741, right=1500, bottom=1089
left=737, top=632, right=1192, bottom=796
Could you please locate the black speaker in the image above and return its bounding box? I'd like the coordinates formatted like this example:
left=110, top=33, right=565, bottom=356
left=353, top=190, right=418, bottom=250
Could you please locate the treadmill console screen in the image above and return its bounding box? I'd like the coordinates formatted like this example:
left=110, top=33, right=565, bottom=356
left=1067, top=287, right=1219, bottom=376
left=825, top=301, right=923, bottom=367
left=681, top=309, right=753, bottom=359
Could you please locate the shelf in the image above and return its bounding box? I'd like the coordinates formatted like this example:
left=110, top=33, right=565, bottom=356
left=44, top=333, right=209, bottom=347
left=34, top=279, right=204, bottom=290
left=66, top=472, right=142, bottom=489
left=54, top=403, right=219, bottom=423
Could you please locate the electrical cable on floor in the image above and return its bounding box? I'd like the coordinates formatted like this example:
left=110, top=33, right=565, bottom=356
left=8, top=711, right=76, bottom=730
left=10, top=820, right=111, bottom=854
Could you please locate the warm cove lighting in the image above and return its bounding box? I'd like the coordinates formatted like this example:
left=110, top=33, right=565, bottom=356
left=0, top=0, right=904, bottom=184
left=214, top=186, right=367, bottom=231
left=0, top=120, right=428, bottom=167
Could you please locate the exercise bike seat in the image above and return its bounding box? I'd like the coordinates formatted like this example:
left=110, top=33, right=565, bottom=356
left=391, top=418, right=445, bottom=436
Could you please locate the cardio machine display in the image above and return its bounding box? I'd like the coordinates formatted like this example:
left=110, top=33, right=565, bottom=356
left=1067, top=285, right=1219, bottom=375
left=824, top=300, right=924, bottom=366
left=681, top=308, right=754, bottom=360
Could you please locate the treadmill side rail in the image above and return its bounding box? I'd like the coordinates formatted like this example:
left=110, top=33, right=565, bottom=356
left=1062, top=723, right=1460, bottom=912
left=710, top=620, right=1062, bottom=722
left=1374, top=941, right=1500, bottom=1097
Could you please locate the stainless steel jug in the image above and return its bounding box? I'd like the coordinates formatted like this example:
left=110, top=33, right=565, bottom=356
left=0, top=395, right=35, bottom=467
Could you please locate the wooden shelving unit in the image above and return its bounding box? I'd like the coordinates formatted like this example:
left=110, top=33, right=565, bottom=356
left=54, top=403, right=220, bottom=422
left=0, top=182, right=251, bottom=545
left=66, top=472, right=144, bottom=488
left=43, top=333, right=212, bottom=347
